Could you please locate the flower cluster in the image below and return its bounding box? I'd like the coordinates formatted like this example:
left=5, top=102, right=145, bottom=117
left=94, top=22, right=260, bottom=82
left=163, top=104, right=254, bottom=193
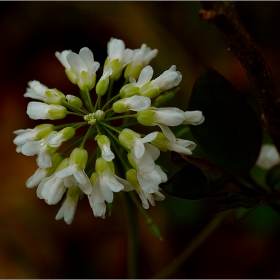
left=13, top=38, right=204, bottom=224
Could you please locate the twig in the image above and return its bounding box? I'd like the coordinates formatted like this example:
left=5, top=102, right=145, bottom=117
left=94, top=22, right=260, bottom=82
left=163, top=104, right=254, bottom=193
left=199, top=1, right=280, bottom=153
left=151, top=210, right=230, bottom=279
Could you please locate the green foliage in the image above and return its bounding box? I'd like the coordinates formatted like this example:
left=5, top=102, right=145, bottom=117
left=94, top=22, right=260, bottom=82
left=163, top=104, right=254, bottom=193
left=188, top=68, right=263, bottom=176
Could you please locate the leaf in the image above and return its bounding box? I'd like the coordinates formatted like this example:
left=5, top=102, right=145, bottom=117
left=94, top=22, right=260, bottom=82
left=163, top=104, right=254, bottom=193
left=213, top=193, right=263, bottom=214
left=266, top=164, right=280, bottom=190
left=188, top=68, right=263, bottom=176
left=160, top=152, right=230, bottom=200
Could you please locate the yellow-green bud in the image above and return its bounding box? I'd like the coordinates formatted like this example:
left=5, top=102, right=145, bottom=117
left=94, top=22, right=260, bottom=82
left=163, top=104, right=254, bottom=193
left=112, top=99, right=127, bottom=113
left=95, top=110, right=105, bottom=121
left=120, top=84, right=140, bottom=98
left=153, top=90, right=175, bottom=107
left=90, top=172, right=99, bottom=185
left=127, top=152, right=137, bottom=169
left=65, top=68, right=78, bottom=85
left=56, top=158, right=70, bottom=172
left=66, top=95, right=83, bottom=109
left=35, top=124, right=54, bottom=139
left=47, top=153, right=64, bottom=175
left=70, top=148, right=88, bottom=168
left=137, top=110, right=156, bottom=126
left=126, top=169, right=140, bottom=190
left=48, top=105, right=67, bottom=120
left=45, top=89, right=65, bottom=104
left=96, top=77, right=109, bottom=96
left=119, top=128, right=140, bottom=150
left=96, top=157, right=107, bottom=173
left=124, top=64, right=143, bottom=80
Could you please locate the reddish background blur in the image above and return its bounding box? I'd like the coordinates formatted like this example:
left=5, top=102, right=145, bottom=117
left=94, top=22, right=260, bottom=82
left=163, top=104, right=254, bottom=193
left=2, top=2, right=280, bottom=278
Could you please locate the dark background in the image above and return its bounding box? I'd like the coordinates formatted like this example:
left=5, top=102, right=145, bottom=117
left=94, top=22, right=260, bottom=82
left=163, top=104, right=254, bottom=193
left=2, top=1, right=280, bottom=278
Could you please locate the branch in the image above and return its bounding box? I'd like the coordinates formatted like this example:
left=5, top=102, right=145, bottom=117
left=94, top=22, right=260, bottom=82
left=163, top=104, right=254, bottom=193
left=199, top=1, right=280, bottom=152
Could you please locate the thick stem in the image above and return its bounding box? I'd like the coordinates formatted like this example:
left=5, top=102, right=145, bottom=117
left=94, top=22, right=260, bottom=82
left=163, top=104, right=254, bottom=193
left=199, top=1, right=280, bottom=153
left=122, top=192, right=139, bottom=279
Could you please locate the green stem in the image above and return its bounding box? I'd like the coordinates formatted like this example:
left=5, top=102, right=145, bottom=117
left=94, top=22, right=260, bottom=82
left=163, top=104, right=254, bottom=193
left=98, top=121, right=121, bottom=134
left=85, top=89, right=94, bottom=112
left=116, top=121, right=139, bottom=129
left=106, top=79, right=115, bottom=104
left=121, top=192, right=138, bottom=279
left=80, top=125, right=93, bottom=148
left=103, top=114, right=137, bottom=122
left=61, top=101, right=87, bottom=115
left=151, top=210, right=230, bottom=279
left=94, top=95, right=101, bottom=112
left=74, top=122, right=87, bottom=130
left=67, top=111, right=84, bottom=117
left=129, top=192, right=163, bottom=240
left=102, top=92, right=121, bottom=111
left=53, top=122, right=85, bottom=130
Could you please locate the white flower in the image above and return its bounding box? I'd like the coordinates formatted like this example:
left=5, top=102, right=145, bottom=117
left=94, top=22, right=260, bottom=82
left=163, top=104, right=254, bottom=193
left=13, top=124, right=54, bottom=153
left=183, top=110, right=205, bottom=125
left=24, top=81, right=48, bottom=102
left=127, top=143, right=160, bottom=173
left=112, top=95, right=151, bottom=113
left=119, top=128, right=158, bottom=159
left=27, top=101, right=67, bottom=120
left=37, top=174, right=67, bottom=205
left=256, top=144, right=280, bottom=169
left=55, top=50, right=72, bottom=69
left=137, top=65, right=182, bottom=98
left=124, top=44, right=158, bottom=79
left=21, top=132, right=59, bottom=168
left=37, top=158, right=86, bottom=205
left=137, top=165, right=167, bottom=193
left=66, top=47, right=100, bottom=91
left=55, top=148, right=92, bottom=194
left=95, top=135, right=115, bottom=162
left=137, top=107, right=185, bottom=142
left=48, top=127, right=75, bottom=148
left=55, top=185, right=82, bottom=224
left=26, top=153, right=63, bottom=188
left=24, top=81, right=65, bottom=104
left=106, top=38, right=134, bottom=80
left=126, top=168, right=165, bottom=209
left=96, top=66, right=113, bottom=96
left=92, top=158, right=131, bottom=203
left=151, top=132, right=196, bottom=155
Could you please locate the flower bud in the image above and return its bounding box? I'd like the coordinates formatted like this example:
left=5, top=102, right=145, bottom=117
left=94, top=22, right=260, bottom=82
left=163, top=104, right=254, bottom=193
left=45, top=89, right=66, bottom=104
left=35, top=124, right=54, bottom=139
left=126, top=169, right=140, bottom=190
left=48, top=127, right=75, bottom=147
left=120, top=84, right=140, bottom=98
left=70, top=148, right=88, bottom=169
left=66, top=95, right=83, bottom=109
left=96, top=67, right=112, bottom=96
left=55, top=158, right=70, bottom=172
left=95, top=157, right=107, bottom=173
left=95, top=135, right=115, bottom=162
left=90, top=172, right=99, bottom=185
left=94, top=110, right=105, bottom=121
left=27, top=102, right=67, bottom=120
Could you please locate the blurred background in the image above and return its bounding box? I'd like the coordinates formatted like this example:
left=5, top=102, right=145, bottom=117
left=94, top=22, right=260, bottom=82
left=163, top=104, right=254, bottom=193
left=2, top=1, right=280, bottom=278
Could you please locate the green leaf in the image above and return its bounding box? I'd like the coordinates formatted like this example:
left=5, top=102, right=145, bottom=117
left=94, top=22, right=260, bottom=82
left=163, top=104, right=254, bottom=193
left=266, top=164, right=280, bottom=190
left=188, top=68, right=263, bottom=176
left=160, top=152, right=229, bottom=200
